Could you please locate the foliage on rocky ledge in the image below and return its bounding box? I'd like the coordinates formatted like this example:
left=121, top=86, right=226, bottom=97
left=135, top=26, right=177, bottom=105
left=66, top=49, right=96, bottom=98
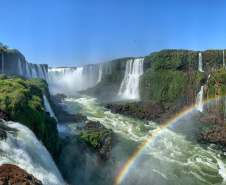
left=79, top=121, right=117, bottom=159
left=0, top=75, right=59, bottom=158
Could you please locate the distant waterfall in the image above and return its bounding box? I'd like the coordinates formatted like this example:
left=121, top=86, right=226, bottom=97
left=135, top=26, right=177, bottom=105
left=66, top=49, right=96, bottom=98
left=31, top=65, right=38, bottom=78
left=97, top=64, right=103, bottom=84
left=43, top=67, right=48, bottom=81
left=223, top=50, right=225, bottom=69
left=1, top=52, right=4, bottom=74
left=196, top=86, right=204, bottom=112
left=17, top=58, right=23, bottom=76
left=37, top=65, right=45, bottom=79
left=26, top=63, right=31, bottom=78
left=0, top=120, right=64, bottom=185
left=118, top=58, right=144, bottom=100
left=198, top=53, right=204, bottom=72
left=43, top=95, right=58, bottom=122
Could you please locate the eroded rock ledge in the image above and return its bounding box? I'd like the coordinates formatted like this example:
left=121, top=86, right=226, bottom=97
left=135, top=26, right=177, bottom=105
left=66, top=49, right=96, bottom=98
left=0, top=164, right=42, bottom=185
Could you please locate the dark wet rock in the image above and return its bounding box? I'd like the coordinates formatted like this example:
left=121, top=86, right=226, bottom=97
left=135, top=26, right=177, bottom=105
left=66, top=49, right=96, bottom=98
left=0, top=129, right=7, bottom=141
left=53, top=93, right=67, bottom=103
left=74, top=113, right=88, bottom=122
left=0, top=111, right=10, bottom=121
left=199, top=125, right=226, bottom=147
left=105, top=102, right=180, bottom=124
left=0, top=164, right=42, bottom=185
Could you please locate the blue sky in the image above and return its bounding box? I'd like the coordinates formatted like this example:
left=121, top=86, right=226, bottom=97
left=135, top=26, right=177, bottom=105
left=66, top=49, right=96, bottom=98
left=1, top=0, right=226, bottom=67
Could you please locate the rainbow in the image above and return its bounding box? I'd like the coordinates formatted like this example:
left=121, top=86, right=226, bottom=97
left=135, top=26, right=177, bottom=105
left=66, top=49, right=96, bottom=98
left=114, top=96, right=226, bottom=185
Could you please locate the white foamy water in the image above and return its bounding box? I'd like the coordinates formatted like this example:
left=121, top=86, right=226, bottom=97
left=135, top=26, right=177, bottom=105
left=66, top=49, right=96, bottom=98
left=118, top=58, right=144, bottom=100
left=196, top=86, right=204, bottom=112
left=62, top=96, right=226, bottom=185
left=0, top=120, right=64, bottom=185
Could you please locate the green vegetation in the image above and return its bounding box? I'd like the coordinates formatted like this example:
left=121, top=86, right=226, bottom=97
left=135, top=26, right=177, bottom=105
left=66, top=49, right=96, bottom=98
left=140, top=50, right=207, bottom=104
left=0, top=75, right=59, bottom=158
left=79, top=121, right=116, bottom=159
left=209, top=69, right=226, bottom=99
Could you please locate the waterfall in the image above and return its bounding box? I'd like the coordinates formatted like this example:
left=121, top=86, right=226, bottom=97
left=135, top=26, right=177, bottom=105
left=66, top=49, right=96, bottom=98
left=31, top=65, right=38, bottom=78
left=42, top=67, right=48, bottom=81
left=72, top=67, right=84, bottom=90
left=89, top=65, right=93, bottom=86
left=196, top=86, right=204, bottom=112
left=17, top=58, right=23, bottom=76
left=43, top=95, right=58, bottom=122
left=97, top=64, right=103, bottom=84
left=26, top=63, right=31, bottom=78
left=198, top=53, right=204, bottom=72
left=223, top=50, right=225, bottom=69
left=0, top=120, right=64, bottom=185
left=1, top=52, right=4, bottom=74
left=37, top=65, right=45, bottom=79
left=118, top=58, right=144, bottom=100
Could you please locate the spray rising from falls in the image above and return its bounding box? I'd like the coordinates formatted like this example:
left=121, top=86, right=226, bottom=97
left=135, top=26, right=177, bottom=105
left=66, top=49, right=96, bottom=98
left=198, top=53, right=204, bottom=72
left=196, top=86, right=204, bottom=112
left=48, top=64, right=104, bottom=95
left=18, top=58, right=23, bottom=76
left=118, top=58, right=144, bottom=100
left=0, top=120, right=64, bottom=185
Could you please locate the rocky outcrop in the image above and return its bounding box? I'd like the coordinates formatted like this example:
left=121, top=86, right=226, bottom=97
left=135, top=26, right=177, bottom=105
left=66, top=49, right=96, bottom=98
left=0, top=164, right=42, bottom=185
left=0, top=111, right=9, bottom=121
left=198, top=126, right=226, bottom=147
left=0, top=129, right=7, bottom=141
left=105, top=102, right=181, bottom=124
left=0, top=47, right=48, bottom=80
left=53, top=93, right=67, bottom=103
left=74, top=113, right=88, bottom=122
left=80, top=121, right=117, bottom=159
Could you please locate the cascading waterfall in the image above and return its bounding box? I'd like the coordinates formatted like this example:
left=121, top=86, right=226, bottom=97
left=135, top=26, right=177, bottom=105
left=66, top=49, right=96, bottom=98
left=0, top=119, right=64, bottom=185
left=37, top=64, right=45, bottom=79
left=1, top=52, right=4, bottom=74
left=31, top=65, right=38, bottom=78
left=198, top=53, right=204, bottom=72
left=17, top=58, right=23, bottom=76
left=223, top=50, right=225, bottom=69
left=118, top=58, right=144, bottom=100
left=26, top=62, right=31, bottom=78
left=48, top=65, right=102, bottom=95
left=196, top=86, right=204, bottom=112
left=43, top=95, right=58, bottom=122
left=43, top=67, right=48, bottom=81
left=97, top=64, right=103, bottom=84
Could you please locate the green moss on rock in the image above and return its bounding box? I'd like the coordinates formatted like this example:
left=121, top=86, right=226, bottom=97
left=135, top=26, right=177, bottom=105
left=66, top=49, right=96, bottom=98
left=0, top=75, right=59, bottom=158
